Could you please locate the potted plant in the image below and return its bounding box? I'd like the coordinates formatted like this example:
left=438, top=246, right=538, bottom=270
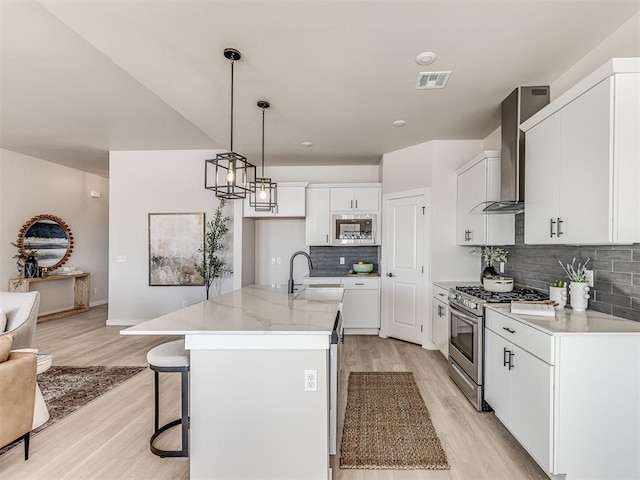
left=470, top=246, right=509, bottom=281
left=195, top=199, right=233, bottom=300
left=558, top=258, right=591, bottom=312
left=549, top=280, right=567, bottom=309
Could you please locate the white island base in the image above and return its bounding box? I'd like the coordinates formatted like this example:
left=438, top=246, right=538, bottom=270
left=188, top=340, right=329, bottom=480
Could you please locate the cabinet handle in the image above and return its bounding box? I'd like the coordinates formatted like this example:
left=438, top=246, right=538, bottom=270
left=557, top=217, right=564, bottom=237
left=326, top=234, right=329, bottom=243
left=508, top=351, right=515, bottom=370
left=503, top=347, right=510, bottom=367
left=350, top=199, right=353, bottom=209
left=437, top=305, right=443, bottom=317
left=468, top=230, right=472, bottom=241
left=438, top=293, right=446, bottom=297
left=355, top=283, right=364, bottom=286
left=355, top=199, right=358, bottom=209
left=502, top=327, right=515, bottom=334
left=550, top=218, right=556, bottom=237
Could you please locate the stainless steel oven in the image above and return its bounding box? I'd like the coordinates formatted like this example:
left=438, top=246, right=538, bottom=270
left=448, top=303, right=485, bottom=410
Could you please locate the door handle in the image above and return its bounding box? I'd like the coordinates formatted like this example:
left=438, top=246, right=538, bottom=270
left=387, top=273, right=395, bottom=277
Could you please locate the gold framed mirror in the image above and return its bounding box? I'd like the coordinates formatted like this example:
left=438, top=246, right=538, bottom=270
left=17, top=214, right=74, bottom=271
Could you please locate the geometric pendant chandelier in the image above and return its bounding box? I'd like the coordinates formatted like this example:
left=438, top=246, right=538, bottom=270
left=205, top=48, right=256, bottom=200
left=249, top=100, right=277, bottom=211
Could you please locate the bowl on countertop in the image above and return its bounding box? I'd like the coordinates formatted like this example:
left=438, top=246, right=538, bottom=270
left=352, top=263, right=374, bottom=274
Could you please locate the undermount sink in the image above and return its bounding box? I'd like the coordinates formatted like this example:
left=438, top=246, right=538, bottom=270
left=293, top=287, right=344, bottom=302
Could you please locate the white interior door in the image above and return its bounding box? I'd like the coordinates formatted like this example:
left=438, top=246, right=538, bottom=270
left=382, top=192, right=426, bottom=344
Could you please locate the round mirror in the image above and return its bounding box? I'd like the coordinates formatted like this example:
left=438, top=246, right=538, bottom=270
left=17, top=214, right=74, bottom=270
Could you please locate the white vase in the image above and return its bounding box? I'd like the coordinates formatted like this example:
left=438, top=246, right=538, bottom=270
left=569, top=282, right=590, bottom=312
left=549, top=286, right=567, bottom=309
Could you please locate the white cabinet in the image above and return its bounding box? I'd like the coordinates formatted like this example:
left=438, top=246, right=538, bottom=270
left=305, top=276, right=380, bottom=333
left=341, top=278, right=380, bottom=332
left=456, top=151, right=515, bottom=246
left=484, top=306, right=640, bottom=479
left=523, top=60, right=640, bottom=244
left=305, top=187, right=331, bottom=245
left=244, top=182, right=307, bottom=218
left=431, top=284, right=449, bottom=359
left=330, top=187, right=379, bottom=212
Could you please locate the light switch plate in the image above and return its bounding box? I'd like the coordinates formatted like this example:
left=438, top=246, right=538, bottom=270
left=585, top=270, right=594, bottom=287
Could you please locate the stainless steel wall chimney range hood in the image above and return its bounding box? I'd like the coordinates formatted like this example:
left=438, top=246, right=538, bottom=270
left=483, top=86, right=550, bottom=214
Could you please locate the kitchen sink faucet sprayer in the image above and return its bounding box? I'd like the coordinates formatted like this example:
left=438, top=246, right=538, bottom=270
left=288, top=251, right=313, bottom=294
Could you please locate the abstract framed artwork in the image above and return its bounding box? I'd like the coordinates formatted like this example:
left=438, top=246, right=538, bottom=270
left=148, top=212, right=205, bottom=286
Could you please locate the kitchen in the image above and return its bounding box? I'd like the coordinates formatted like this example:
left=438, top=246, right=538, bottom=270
left=1, top=1, right=640, bottom=479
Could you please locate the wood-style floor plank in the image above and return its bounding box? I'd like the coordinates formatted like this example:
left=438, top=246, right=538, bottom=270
left=0, top=305, right=546, bottom=479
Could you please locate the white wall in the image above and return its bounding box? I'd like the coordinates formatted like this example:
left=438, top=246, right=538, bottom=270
left=381, top=142, right=433, bottom=195
left=108, top=149, right=234, bottom=324
left=0, top=149, right=109, bottom=315
left=549, top=12, right=640, bottom=100
left=264, top=165, right=380, bottom=183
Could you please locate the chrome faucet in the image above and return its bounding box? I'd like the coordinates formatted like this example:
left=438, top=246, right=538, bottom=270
left=288, top=251, right=313, bottom=294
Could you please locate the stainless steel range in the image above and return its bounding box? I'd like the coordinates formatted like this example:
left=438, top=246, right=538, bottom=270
left=448, top=285, right=548, bottom=411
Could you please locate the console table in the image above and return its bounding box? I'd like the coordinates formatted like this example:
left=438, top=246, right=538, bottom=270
left=9, top=273, right=90, bottom=322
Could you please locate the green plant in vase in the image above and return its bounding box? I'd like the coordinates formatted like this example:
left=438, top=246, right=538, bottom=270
left=195, top=199, right=233, bottom=300
left=470, top=246, right=508, bottom=281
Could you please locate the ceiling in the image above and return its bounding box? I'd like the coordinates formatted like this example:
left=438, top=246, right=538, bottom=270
left=1, top=1, right=639, bottom=178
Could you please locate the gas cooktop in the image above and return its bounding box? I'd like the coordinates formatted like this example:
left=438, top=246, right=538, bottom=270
left=455, top=286, right=549, bottom=303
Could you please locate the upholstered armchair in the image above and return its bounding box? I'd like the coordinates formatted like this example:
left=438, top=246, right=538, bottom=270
left=0, top=291, right=40, bottom=349
left=0, top=350, right=37, bottom=459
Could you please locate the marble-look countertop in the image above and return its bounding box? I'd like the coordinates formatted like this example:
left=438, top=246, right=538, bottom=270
left=433, top=280, right=481, bottom=289
left=486, top=304, right=640, bottom=335
left=120, top=285, right=341, bottom=337
left=307, top=273, right=381, bottom=278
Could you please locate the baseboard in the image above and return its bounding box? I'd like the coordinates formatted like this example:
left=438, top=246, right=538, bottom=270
left=344, top=328, right=379, bottom=335
left=106, top=319, right=141, bottom=326
left=90, top=299, right=108, bottom=307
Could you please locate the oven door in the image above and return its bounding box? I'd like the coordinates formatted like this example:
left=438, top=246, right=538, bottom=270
left=449, top=306, right=481, bottom=384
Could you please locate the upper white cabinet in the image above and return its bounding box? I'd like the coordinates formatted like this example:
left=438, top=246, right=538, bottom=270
left=243, top=182, right=307, bottom=218
left=456, top=151, right=515, bottom=246
left=522, top=58, right=640, bottom=245
left=330, top=186, right=380, bottom=212
left=305, top=187, right=331, bottom=245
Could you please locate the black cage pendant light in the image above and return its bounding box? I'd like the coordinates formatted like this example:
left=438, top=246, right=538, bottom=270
left=205, top=48, right=256, bottom=199
left=249, top=101, right=277, bottom=212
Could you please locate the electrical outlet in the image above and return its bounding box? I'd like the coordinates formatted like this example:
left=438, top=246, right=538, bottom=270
left=116, top=255, right=127, bottom=263
left=93, top=287, right=98, bottom=294
left=339, top=257, right=345, bottom=265
left=276, top=257, right=281, bottom=265
left=304, top=369, right=317, bottom=391
left=271, top=257, right=275, bottom=265
left=585, top=270, right=594, bottom=287
left=181, top=300, right=187, bottom=308
left=499, top=262, right=505, bottom=273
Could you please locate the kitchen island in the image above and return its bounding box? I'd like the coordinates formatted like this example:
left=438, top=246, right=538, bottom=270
left=121, top=285, right=343, bottom=480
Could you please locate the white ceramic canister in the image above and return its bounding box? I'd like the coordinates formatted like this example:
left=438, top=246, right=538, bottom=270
left=549, top=286, right=567, bottom=309
left=569, top=282, right=590, bottom=312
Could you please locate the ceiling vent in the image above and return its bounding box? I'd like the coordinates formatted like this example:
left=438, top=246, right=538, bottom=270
left=415, top=71, right=451, bottom=89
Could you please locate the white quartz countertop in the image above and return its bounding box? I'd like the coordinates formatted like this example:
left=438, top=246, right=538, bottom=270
left=121, top=285, right=341, bottom=336
left=433, top=280, right=481, bottom=289
left=486, top=304, right=640, bottom=335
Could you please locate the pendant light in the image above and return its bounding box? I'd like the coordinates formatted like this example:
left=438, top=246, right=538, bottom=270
left=249, top=100, right=277, bottom=211
left=205, top=48, right=256, bottom=199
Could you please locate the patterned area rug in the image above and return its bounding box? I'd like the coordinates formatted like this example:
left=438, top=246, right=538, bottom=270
left=0, top=366, right=144, bottom=456
left=340, top=371, right=450, bottom=470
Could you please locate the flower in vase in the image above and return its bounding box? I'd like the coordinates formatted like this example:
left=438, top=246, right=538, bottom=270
left=558, top=257, right=591, bottom=283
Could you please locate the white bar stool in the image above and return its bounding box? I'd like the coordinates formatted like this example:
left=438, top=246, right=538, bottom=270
left=146, top=339, right=189, bottom=457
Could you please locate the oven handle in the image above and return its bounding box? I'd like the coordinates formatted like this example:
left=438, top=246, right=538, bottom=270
left=450, top=306, right=480, bottom=326
left=450, top=360, right=477, bottom=391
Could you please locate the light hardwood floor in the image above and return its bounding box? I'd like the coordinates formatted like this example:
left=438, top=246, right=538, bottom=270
left=0, top=305, right=547, bottom=479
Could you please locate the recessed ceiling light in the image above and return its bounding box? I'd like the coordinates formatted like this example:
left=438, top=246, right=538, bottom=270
left=301, top=141, right=313, bottom=147
left=392, top=120, right=407, bottom=127
left=415, top=51, right=437, bottom=66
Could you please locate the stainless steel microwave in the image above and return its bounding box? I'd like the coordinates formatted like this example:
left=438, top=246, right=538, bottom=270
left=331, top=214, right=376, bottom=245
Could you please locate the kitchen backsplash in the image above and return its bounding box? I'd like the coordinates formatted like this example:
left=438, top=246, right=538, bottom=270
left=498, top=214, right=640, bottom=322
left=309, top=246, right=380, bottom=276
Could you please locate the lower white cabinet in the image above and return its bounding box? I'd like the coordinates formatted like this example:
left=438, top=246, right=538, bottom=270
left=431, top=284, right=449, bottom=359
left=484, top=307, right=640, bottom=479
left=304, top=276, right=380, bottom=334
left=341, top=278, right=380, bottom=332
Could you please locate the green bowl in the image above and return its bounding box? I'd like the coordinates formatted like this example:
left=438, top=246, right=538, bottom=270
left=352, top=263, right=373, bottom=274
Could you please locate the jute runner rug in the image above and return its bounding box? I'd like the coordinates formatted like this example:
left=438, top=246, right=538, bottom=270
left=340, top=371, right=450, bottom=470
left=0, top=366, right=144, bottom=456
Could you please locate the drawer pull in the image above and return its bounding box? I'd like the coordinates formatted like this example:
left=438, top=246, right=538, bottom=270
left=355, top=283, right=364, bottom=286
left=502, top=327, right=516, bottom=334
